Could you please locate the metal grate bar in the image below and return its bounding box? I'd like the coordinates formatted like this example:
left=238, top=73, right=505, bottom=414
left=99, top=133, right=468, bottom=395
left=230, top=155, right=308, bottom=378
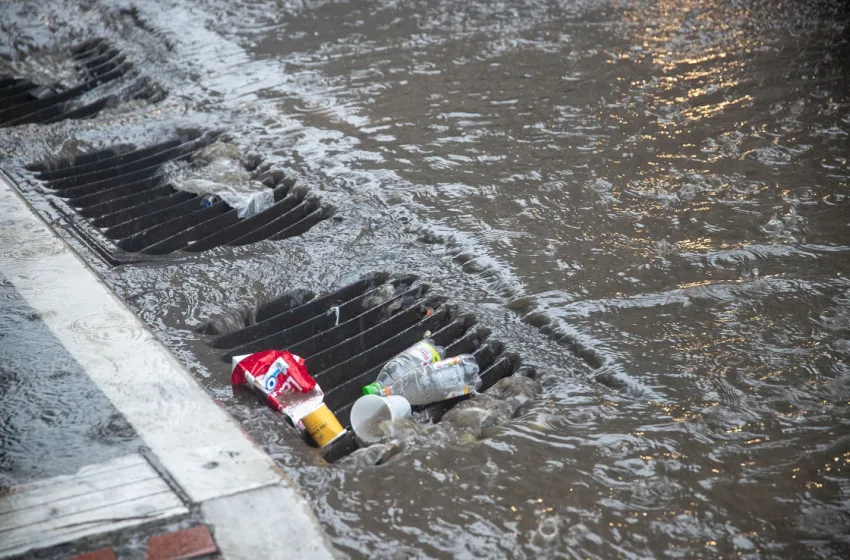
left=92, top=190, right=195, bottom=228
left=142, top=209, right=242, bottom=255
left=289, top=284, right=429, bottom=360
left=183, top=192, right=306, bottom=253
left=78, top=184, right=175, bottom=218
left=2, top=61, right=134, bottom=126
left=213, top=274, right=390, bottom=350
left=30, top=133, right=327, bottom=258
left=0, top=81, right=37, bottom=101
left=103, top=193, right=204, bottom=239
left=309, top=302, right=450, bottom=390
left=227, top=199, right=315, bottom=247
left=28, top=146, right=127, bottom=173
left=70, top=38, right=107, bottom=56
left=268, top=207, right=326, bottom=242
left=222, top=280, right=423, bottom=361
left=36, top=138, right=186, bottom=180
left=61, top=175, right=165, bottom=206
left=117, top=200, right=230, bottom=252
left=76, top=49, right=126, bottom=78
left=0, top=77, right=26, bottom=89
left=45, top=136, right=208, bottom=189
left=43, top=95, right=112, bottom=124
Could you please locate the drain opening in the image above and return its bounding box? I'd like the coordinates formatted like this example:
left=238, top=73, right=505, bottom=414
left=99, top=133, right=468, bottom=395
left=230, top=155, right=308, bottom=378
left=0, top=39, right=165, bottom=128
left=205, top=273, right=537, bottom=464
left=28, top=131, right=332, bottom=264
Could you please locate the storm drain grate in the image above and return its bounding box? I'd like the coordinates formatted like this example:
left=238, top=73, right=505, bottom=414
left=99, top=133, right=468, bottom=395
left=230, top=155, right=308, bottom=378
left=204, top=273, right=536, bottom=463
left=0, top=39, right=165, bottom=128
left=27, top=131, right=330, bottom=264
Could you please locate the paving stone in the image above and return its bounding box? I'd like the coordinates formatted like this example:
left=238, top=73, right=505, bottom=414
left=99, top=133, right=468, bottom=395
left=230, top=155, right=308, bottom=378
left=68, top=548, right=117, bottom=560
left=146, top=525, right=217, bottom=560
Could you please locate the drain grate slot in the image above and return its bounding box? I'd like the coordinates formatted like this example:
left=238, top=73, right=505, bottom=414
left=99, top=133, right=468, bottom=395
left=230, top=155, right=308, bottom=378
left=142, top=209, right=242, bottom=255
left=34, top=139, right=183, bottom=181
left=46, top=138, right=202, bottom=190
left=78, top=184, right=175, bottom=219
left=205, top=274, right=535, bottom=463
left=103, top=193, right=202, bottom=238
left=214, top=273, right=391, bottom=351
left=308, top=302, right=450, bottom=391
left=305, top=296, right=445, bottom=378
left=28, top=145, right=131, bottom=174
left=64, top=175, right=166, bottom=207
left=0, top=39, right=164, bottom=128
left=228, top=199, right=315, bottom=247
left=29, top=133, right=331, bottom=263
left=117, top=200, right=229, bottom=252
left=182, top=191, right=308, bottom=253
left=290, top=285, right=431, bottom=360
left=92, top=191, right=196, bottom=228
left=223, top=282, right=426, bottom=361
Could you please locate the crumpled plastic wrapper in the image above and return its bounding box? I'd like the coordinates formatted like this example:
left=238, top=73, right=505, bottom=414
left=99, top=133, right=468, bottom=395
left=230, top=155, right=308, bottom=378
left=167, top=143, right=274, bottom=218
left=275, top=386, right=326, bottom=428
left=231, top=350, right=324, bottom=427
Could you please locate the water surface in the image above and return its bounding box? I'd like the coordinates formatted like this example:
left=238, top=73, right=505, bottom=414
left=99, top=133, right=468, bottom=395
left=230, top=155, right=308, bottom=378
left=1, top=0, right=849, bottom=557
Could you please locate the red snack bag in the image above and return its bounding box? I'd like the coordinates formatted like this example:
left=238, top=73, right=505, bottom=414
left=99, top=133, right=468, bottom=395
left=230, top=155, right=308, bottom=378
left=231, top=350, right=345, bottom=445
left=231, top=351, right=317, bottom=413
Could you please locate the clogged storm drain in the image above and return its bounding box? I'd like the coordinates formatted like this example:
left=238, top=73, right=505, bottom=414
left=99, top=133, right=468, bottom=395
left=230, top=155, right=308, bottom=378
left=0, top=39, right=165, bottom=128
left=28, top=131, right=331, bottom=265
left=203, top=273, right=540, bottom=464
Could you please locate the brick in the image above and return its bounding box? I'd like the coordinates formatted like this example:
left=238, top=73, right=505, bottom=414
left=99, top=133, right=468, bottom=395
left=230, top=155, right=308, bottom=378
left=147, top=525, right=218, bottom=560
left=69, top=548, right=117, bottom=560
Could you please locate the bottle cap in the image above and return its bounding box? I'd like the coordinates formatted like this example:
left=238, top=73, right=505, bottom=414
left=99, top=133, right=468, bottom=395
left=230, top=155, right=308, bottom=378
left=362, top=382, right=384, bottom=396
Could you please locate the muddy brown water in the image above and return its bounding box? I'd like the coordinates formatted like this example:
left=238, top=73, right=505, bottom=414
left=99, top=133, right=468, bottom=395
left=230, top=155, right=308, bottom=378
left=1, top=0, right=849, bottom=557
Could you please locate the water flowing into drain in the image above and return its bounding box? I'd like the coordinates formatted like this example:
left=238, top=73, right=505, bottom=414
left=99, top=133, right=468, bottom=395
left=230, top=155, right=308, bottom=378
left=204, top=272, right=538, bottom=464
left=27, top=132, right=331, bottom=264
left=0, top=39, right=164, bottom=127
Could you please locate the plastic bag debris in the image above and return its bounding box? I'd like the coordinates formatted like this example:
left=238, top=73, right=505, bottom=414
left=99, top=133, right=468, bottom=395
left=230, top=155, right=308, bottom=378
left=362, top=283, right=395, bottom=309
left=167, top=143, right=275, bottom=218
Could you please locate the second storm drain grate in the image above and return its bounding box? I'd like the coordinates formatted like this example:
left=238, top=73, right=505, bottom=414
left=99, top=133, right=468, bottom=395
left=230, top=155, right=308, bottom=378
left=28, top=130, right=331, bottom=264
left=0, top=39, right=165, bottom=128
left=204, top=273, right=537, bottom=463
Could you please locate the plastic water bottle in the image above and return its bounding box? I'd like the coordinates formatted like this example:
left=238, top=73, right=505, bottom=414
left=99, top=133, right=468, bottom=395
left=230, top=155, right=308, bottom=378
left=363, top=355, right=481, bottom=405
left=375, top=339, right=446, bottom=385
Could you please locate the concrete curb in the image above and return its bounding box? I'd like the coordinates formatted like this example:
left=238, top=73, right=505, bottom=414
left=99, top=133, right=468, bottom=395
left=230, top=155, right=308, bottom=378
left=0, top=172, right=336, bottom=558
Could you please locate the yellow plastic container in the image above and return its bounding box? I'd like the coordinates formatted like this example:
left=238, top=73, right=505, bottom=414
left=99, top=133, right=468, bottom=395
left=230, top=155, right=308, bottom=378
left=302, top=403, right=346, bottom=447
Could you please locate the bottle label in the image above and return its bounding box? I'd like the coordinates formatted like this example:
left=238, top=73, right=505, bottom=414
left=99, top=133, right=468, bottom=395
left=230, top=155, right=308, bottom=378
left=443, top=385, right=470, bottom=400
left=405, top=342, right=441, bottom=365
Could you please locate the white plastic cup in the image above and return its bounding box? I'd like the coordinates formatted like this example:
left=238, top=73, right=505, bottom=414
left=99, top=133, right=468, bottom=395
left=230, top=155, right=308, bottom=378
left=350, top=394, right=411, bottom=444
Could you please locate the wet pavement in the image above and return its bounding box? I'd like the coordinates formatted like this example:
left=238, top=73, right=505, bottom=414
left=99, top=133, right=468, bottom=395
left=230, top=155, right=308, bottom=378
left=0, top=272, right=139, bottom=487
left=2, top=0, right=850, bottom=557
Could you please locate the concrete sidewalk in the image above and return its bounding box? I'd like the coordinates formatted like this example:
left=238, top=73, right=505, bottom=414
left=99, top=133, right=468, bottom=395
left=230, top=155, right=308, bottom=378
left=0, top=172, right=335, bottom=558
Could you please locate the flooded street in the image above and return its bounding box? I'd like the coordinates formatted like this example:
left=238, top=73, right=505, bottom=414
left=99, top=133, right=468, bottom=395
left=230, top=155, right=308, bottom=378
left=2, top=0, right=850, bottom=557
